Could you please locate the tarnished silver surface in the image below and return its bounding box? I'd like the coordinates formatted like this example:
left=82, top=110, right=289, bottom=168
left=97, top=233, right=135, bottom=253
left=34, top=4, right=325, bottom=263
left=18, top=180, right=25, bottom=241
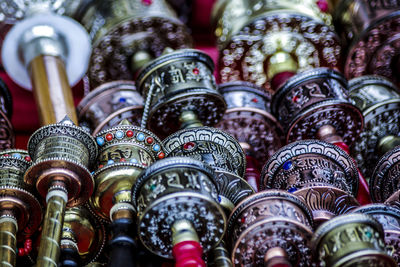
left=132, top=157, right=226, bottom=259
left=350, top=75, right=400, bottom=180
left=261, top=139, right=359, bottom=196
left=272, top=68, right=363, bottom=145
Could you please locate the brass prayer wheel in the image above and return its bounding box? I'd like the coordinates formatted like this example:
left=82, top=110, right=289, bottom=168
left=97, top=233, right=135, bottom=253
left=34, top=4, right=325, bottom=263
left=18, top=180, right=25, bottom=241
left=216, top=81, right=284, bottom=166
left=0, top=149, right=42, bottom=267
left=60, top=206, right=106, bottom=265
left=90, top=120, right=164, bottom=221
left=261, top=139, right=359, bottom=196
left=0, top=0, right=92, bottom=125
left=349, top=76, right=400, bottom=180
left=334, top=0, right=400, bottom=85
left=272, top=68, right=363, bottom=145
left=77, top=81, right=143, bottom=135
left=24, top=117, right=97, bottom=267
left=212, top=0, right=341, bottom=92
left=353, top=204, right=400, bottom=264
left=132, top=157, right=226, bottom=259
left=227, top=190, right=314, bottom=266
left=136, top=48, right=226, bottom=138
left=0, top=78, right=15, bottom=149
left=80, top=0, right=192, bottom=87
left=312, top=213, right=396, bottom=267
left=371, top=145, right=400, bottom=203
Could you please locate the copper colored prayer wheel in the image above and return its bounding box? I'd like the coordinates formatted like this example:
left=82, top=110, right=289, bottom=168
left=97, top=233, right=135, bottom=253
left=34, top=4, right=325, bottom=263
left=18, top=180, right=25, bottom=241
left=353, top=204, right=400, bottom=265
left=212, top=0, right=341, bottom=92
left=77, top=81, right=143, bottom=135
left=293, top=186, right=360, bottom=226
left=80, top=0, right=192, bottom=87
left=349, top=76, right=400, bottom=181
left=334, top=0, right=400, bottom=85
left=371, top=145, right=400, bottom=203
left=132, top=157, right=226, bottom=260
left=227, top=190, right=314, bottom=266
left=261, top=139, right=359, bottom=196
left=216, top=81, right=284, bottom=166
left=136, top=48, right=226, bottom=138
left=272, top=67, right=363, bottom=145
left=312, top=213, right=396, bottom=267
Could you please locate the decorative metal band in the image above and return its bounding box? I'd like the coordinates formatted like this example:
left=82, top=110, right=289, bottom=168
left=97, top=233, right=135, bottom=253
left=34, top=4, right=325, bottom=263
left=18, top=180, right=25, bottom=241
left=261, top=140, right=359, bottom=196
left=77, top=81, right=143, bottom=135
left=83, top=0, right=192, bottom=87
left=95, top=124, right=165, bottom=167
left=312, top=213, right=394, bottom=267
left=293, top=186, right=360, bottom=225
left=228, top=190, right=313, bottom=266
left=371, top=146, right=400, bottom=202
left=163, top=127, right=246, bottom=177
left=0, top=110, right=14, bottom=150
left=218, top=13, right=341, bottom=92
left=28, top=118, right=98, bottom=167
left=349, top=76, right=400, bottom=180
left=212, top=0, right=332, bottom=49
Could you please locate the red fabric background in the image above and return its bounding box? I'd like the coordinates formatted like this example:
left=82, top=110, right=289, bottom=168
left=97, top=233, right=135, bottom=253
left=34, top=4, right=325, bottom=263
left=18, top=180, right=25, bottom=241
left=1, top=0, right=217, bottom=149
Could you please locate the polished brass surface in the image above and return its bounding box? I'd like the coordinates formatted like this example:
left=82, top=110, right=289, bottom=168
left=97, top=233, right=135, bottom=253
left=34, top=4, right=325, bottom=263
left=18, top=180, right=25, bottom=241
left=82, top=0, right=192, bottom=87
left=29, top=55, right=77, bottom=125
left=36, top=187, right=67, bottom=267
left=179, top=110, right=203, bottom=129
left=228, top=190, right=313, bottom=266
left=137, top=49, right=226, bottom=138
left=171, top=219, right=199, bottom=246
left=132, top=157, right=226, bottom=259
left=0, top=216, right=17, bottom=267
left=91, top=122, right=163, bottom=221
left=313, top=213, right=396, bottom=267
left=209, top=240, right=233, bottom=267
left=62, top=206, right=106, bottom=264
left=264, top=247, right=291, bottom=267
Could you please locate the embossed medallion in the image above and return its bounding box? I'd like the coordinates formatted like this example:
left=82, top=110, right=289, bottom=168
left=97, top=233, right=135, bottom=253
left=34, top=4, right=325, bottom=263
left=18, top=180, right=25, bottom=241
left=261, top=140, right=359, bottom=196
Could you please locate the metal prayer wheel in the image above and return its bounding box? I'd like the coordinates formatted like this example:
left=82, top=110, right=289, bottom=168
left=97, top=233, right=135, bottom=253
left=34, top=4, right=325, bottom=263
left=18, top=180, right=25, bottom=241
left=349, top=76, right=400, bottom=180
left=0, top=78, right=15, bottom=149
left=132, top=157, right=226, bottom=262
left=261, top=139, right=359, bottom=195
left=353, top=204, right=400, bottom=265
left=136, top=48, right=226, bottom=138
left=272, top=68, right=364, bottom=145
left=216, top=81, right=284, bottom=172
left=334, top=0, right=400, bottom=84
left=0, top=0, right=91, bottom=125
left=0, top=149, right=42, bottom=267
left=79, top=0, right=192, bottom=87
left=77, top=81, right=143, bottom=135
left=163, top=126, right=253, bottom=213
left=90, top=121, right=164, bottom=221
left=24, top=117, right=97, bottom=267
left=227, top=190, right=314, bottom=266
left=370, top=145, right=400, bottom=203
left=312, top=213, right=396, bottom=267
left=212, top=0, right=341, bottom=92
left=60, top=206, right=106, bottom=266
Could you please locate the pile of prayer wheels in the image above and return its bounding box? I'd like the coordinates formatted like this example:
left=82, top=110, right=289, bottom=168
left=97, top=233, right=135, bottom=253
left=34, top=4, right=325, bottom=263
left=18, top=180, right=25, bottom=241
left=1, top=0, right=400, bottom=266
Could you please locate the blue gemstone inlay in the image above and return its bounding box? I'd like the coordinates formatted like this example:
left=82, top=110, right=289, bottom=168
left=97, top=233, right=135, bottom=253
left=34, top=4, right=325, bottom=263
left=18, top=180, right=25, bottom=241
left=96, top=137, right=105, bottom=146
left=107, top=160, right=114, bottom=165
left=218, top=195, right=222, bottom=202
left=12, top=153, right=21, bottom=159
left=130, top=158, right=138, bottom=164
left=137, top=133, right=145, bottom=141
left=288, top=187, right=297, bottom=193
left=115, top=130, right=124, bottom=139
left=119, top=97, right=127, bottom=103
left=283, top=161, right=293, bottom=171
left=153, top=144, right=160, bottom=152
